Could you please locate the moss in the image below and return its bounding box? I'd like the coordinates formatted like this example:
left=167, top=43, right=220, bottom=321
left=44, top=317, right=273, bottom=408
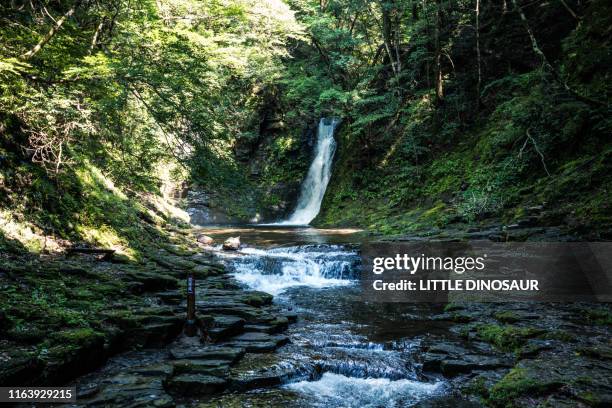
left=578, top=391, right=601, bottom=406
left=450, top=313, right=473, bottom=323
left=462, top=375, right=489, bottom=398
left=584, top=308, right=612, bottom=326
left=444, top=303, right=465, bottom=312
left=476, top=324, right=544, bottom=352
left=493, top=311, right=521, bottom=324
left=488, top=368, right=561, bottom=407
left=539, top=330, right=576, bottom=343
left=53, top=328, right=104, bottom=346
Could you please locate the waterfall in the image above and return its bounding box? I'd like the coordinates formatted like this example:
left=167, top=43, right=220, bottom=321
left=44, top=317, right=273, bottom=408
left=284, top=118, right=339, bottom=225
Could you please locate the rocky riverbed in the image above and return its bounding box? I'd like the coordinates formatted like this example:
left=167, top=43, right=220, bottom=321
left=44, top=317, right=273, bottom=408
left=1, top=224, right=611, bottom=407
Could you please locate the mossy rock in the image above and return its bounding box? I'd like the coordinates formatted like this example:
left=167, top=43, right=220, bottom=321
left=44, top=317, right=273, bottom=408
left=110, top=253, right=132, bottom=264
left=488, top=367, right=562, bottom=407
left=146, top=252, right=196, bottom=270
left=443, top=303, right=465, bottom=312
left=476, top=324, right=545, bottom=352
left=493, top=311, right=521, bottom=324
left=6, top=322, right=48, bottom=344
left=163, top=244, right=197, bottom=257
left=0, top=351, right=43, bottom=386
left=191, top=265, right=220, bottom=279
left=123, top=271, right=178, bottom=291
left=52, top=328, right=105, bottom=346
left=242, top=292, right=273, bottom=307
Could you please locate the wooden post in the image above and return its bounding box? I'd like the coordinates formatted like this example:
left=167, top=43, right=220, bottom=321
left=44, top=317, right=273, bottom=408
left=185, top=272, right=196, bottom=336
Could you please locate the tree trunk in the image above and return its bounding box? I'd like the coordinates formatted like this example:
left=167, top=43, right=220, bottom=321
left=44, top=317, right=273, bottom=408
left=476, top=0, right=482, bottom=105
left=20, top=1, right=82, bottom=60
left=435, top=0, right=444, bottom=100
left=511, top=0, right=605, bottom=107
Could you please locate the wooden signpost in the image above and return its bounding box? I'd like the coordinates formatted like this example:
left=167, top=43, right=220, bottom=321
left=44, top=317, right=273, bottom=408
left=185, top=272, right=196, bottom=336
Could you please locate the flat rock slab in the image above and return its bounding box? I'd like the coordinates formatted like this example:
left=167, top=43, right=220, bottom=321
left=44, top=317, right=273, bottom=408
left=229, top=353, right=309, bottom=391
left=129, top=363, right=174, bottom=377
left=222, top=333, right=289, bottom=353
left=209, top=316, right=245, bottom=342
left=172, top=359, right=230, bottom=377
left=169, top=345, right=245, bottom=363
left=79, top=374, right=174, bottom=407
left=164, top=373, right=227, bottom=396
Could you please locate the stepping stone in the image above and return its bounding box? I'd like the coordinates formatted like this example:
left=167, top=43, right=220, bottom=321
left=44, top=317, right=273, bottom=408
left=229, top=353, right=306, bottom=391
left=169, top=345, right=245, bottom=363
left=283, top=312, right=298, bottom=323
left=164, top=374, right=227, bottom=396
left=222, top=333, right=289, bottom=353
left=208, top=316, right=245, bottom=342
left=172, top=359, right=230, bottom=377
left=243, top=324, right=276, bottom=334
left=129, top=363, right=174, bottom=377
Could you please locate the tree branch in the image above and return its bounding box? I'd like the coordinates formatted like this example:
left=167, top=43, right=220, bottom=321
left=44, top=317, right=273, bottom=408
left=20, top=0, right=82, bottom=60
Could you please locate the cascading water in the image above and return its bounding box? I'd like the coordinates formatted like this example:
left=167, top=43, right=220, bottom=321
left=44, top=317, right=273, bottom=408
left=227, top=244, right=359, bottom=295
left=216, top=241, right=446, bottom=407
left=283, top=118, right=339, bottom=225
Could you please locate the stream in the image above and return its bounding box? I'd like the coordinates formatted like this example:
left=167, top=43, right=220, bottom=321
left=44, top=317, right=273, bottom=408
left=201, top=226, right=451, bottom=407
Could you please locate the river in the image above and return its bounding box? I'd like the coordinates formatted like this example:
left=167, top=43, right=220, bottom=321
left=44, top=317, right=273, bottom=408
left=199, top=226, right=451, bottom=407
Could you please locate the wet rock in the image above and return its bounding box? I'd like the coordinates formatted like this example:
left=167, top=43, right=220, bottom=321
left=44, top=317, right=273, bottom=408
left=164, top=373, right=227, bottom=395
left=222, top=332, right=289, bottom=353
left=191, top=265, right=218, bottom=278
left=130, top=363, right=174, bottom=377
left=517, top=339, right=554, bottom=358
left=197, top=235, right=214, bottom=245
left=82, top=374, right=173, bottom=407
left=243, top=324, right=278, bottom=334
left=577, top=345, right=612, bottom=360
left=147, top=253, right=197, bottom=271
left=0, top=354, right=43, bottom=386
left=196, top=302, right=263, bottom=320
left=427, top=342, right=469, bottom=355
left=412, top=396, right=486, bottom=407
left=229, top=353, right=299, bottom=390
left=156, top=290, right=183, bottom=305
left=283, top=312, right=298, bottom=323
left=172, top=359, right=230, bottom=377
left=440, top=356, right=510, bottom=377
left=123, top=321, right=182, bottom=349
left=169, top=345, right=245, bottom=363
left=208, top=316, right=245, bottom=342
left=422, top=353, right=447, bottom=372
left=242, top=291, right=274, bottom=307
left=223, top=237, right=240, bottom=250
left=422, top=340, right=512, bottom=377
left=76, top=383, right=100, bottom=399
left=123, top=271, right=178, bottom=291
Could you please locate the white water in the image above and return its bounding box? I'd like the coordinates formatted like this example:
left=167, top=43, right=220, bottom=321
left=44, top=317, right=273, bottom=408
left=227, top=244, right=359, bottom=295
left=282, top=118, right=339, bottom=225
left=286, top=373, right=445, bottom=408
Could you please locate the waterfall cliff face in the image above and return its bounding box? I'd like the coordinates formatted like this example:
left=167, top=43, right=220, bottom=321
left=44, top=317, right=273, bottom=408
left=283, top=118, right=339, bottom=225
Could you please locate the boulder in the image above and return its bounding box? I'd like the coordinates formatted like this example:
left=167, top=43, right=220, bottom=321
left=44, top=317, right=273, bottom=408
left=223, top=237, right=240, bottom=250
left=197, top=235, right=214, bottom=245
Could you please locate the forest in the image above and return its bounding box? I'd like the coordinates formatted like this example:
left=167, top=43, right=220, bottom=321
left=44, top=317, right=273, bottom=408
left=0, top=0, right=611, bottom=407
left=1, top=0, right=610, bottom=245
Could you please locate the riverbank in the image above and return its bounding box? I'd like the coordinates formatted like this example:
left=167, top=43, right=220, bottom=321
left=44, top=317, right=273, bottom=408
left=2, top=224, right=611, bottom=407
left=0, top=224, right=295, bottom=405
